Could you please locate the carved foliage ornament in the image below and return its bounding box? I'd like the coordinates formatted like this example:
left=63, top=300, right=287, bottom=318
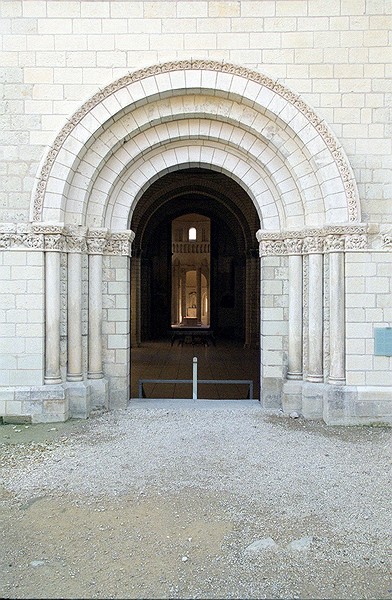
left=32, top=60, right=359, bottom=222
left=257, top=225, right=368, bottom=256
left=0, top=225, right=135, bottom=256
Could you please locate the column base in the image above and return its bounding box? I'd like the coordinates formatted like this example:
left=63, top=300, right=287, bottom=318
left=44, top=376, right=62, bottom=385
left=87, top=378, right=109, bottom=410
left=88, top=371, right=104, bottom=380
left=64, top=381, right=91, bottom=419
left=282, top=380, right=303, bottom=413
left=67, top=374, right=83, bottom=382
left=328, top=377, right=346, bottom=385
left=287, top=372, right=303, bottom=381
left=306, top=374, right=324, bottom=383
left=302, top=382, right=326, bottom=419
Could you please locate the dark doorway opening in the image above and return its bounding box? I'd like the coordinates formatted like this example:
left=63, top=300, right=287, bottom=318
left=130, top=168, right=260, bottom=399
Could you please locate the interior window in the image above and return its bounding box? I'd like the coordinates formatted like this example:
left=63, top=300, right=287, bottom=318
left=188, top=227, right=197, bottom=241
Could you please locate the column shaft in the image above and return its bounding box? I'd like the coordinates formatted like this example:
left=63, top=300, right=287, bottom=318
left=181, top=270, right=186, bottom=322
left=88, top=254, right=103, bottom=378
left=67, top=252, right=83, bottom=381
left=329, top=252, right=345, bottom=384
left=307, top=253, right=323, bottom=382
left=130, top=256, right=141, bottom=347
left=171, top=263, right=178, bottom=325
left=44, top=251, right=61, bottom=384
left=287, top=254, right=303, bottom=379
left=245, top=257, right=251, bottom=347
left=196, top=267, right=202, bottom=324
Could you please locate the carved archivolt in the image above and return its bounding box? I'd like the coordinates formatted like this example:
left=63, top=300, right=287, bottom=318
left=257, top=225, right=368, bottom=256
left=32, top=60, right=360, bottom=223
left=382, top=233, right=392, bottom=248
left=0, top=224, right=135, bottom=256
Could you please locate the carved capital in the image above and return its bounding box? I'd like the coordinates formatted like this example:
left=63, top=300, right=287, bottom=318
left=86, top=228, right=109, bottom=255
left=105, top=230, right=135, bottom=256
left=32, top=223, right=66, bottom=251
left=323, top=234, right=345, bottom=253
left=65, top=225, right=88, bottom=253
left=303, top=236, right=324, bottom=254
left=258, top=225, right=369, bottom=256
left=345, top=234, right=367, bottom=250
left=285, top=238, right=303, bottom=255
left=259, top=239, right=286, bottom=256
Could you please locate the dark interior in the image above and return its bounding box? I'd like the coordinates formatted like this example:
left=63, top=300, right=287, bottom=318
left=130, top=168, right=260, bottom=345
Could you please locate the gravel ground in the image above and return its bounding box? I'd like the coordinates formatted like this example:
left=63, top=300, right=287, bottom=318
left=1, top=400, right=391, bottom=599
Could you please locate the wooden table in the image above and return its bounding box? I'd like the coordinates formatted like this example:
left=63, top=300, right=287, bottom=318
left=170, top=329, right=216, bottom=347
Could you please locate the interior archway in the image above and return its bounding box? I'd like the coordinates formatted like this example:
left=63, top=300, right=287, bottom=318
left=130, top=168, right=260, bottom=399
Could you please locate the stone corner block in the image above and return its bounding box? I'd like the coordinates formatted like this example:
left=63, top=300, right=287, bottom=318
left=64, top=381, right=91, bottom=419
left=301, top=382, right=326, bottom=420
left=282, top=380, right=303, bottom=413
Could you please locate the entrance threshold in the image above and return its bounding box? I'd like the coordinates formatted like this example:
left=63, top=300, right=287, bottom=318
left=128, top=398, right=260, bottom=409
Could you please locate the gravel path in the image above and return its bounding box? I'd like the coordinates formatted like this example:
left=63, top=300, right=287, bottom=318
left=1, top=401, right=391, bottom=599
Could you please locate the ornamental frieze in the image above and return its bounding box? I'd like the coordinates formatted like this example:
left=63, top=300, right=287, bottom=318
left=0, top=224, right=135, bottom=256
left=303, top=236, right=324, bottom=254
left=257, top=225, right=370, bottom=256
left=323, top=234, right=345, bottom=253
left=382, top=232, right=392, bottom=248
left=285, top=238, right=303, bottom=254
left=31, top=60, right=360, bottom=223
left=86, top=228, right=109, bottom=255
left=65, top=226, right=88, bottom=253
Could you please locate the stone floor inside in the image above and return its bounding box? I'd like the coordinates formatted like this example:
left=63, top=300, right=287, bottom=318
left=130, top=337, right=260, bottom=401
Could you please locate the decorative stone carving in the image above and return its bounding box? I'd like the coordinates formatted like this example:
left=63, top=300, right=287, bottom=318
left=32, top=224, right=66, bottom=251
left=257, top=225, right=369, bottom=256
left=323, top=234, right=345, bottom=253
left=86, top=228, right=109, bottom=255
left=345, top=234, right=367, bottom=250
left=303, top=236, right=324, bottom=254
left=65, top=226, right=88, bottom=253
left=0, top=224, right=135, bottom=256
left=105, top=231, right=135, bottom=256
left=285, top=238, right=303, bottom=255
left=259, top=240, right=286, bottom=256
left=31, top=60, right=360, bottom=223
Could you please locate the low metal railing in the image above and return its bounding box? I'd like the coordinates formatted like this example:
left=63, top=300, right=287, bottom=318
left=138, top=357, right=254, bottom=400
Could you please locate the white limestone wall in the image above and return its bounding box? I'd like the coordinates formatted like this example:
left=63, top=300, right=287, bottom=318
left=322, top=250, right=392, bottom=425
left=346, top=252, right=392, bottom=388
left=1, top=0, right=391, bottom=225
left=0, top=249, right=67, bottom=423
left=102, top=254, right=130, bottom=409
left=0, top=250, right=44, bottom=387
left=260, top=255, right=289, bottom=407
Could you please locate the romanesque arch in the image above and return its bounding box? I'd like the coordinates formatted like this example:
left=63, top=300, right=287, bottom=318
left=29, top=61, right=366, bottom=417
left=32, top=60, right=360, bottom=228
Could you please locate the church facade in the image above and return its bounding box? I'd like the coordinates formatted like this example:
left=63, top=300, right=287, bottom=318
left=0, top=1, right=391, bottom=424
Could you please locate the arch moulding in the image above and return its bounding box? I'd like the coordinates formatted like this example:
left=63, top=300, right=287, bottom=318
left=31, top=59, right=361, bottom=231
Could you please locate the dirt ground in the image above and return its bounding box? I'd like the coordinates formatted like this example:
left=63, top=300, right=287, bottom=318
left=0, top=409, right=391, bottom=600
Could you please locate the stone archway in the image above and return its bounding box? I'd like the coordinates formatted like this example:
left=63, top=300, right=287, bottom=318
left=30, top=60, right=363, bottom=417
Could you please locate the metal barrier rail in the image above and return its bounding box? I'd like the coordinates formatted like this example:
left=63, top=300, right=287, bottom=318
left=138, top=378, right=254, bottom=400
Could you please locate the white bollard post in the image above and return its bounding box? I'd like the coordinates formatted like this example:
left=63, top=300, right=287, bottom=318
left=192, top=357, right=198, bottom=400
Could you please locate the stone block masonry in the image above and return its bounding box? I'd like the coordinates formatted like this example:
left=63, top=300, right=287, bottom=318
left=0, top=250, right=44, bottom=387
left=102, top=254, right=131, bottom=410
left=0, top=1, right=391, bottom=225
left=346, top=252, right=392, bottom=388
left=0, top=1, right=391, bottom=425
